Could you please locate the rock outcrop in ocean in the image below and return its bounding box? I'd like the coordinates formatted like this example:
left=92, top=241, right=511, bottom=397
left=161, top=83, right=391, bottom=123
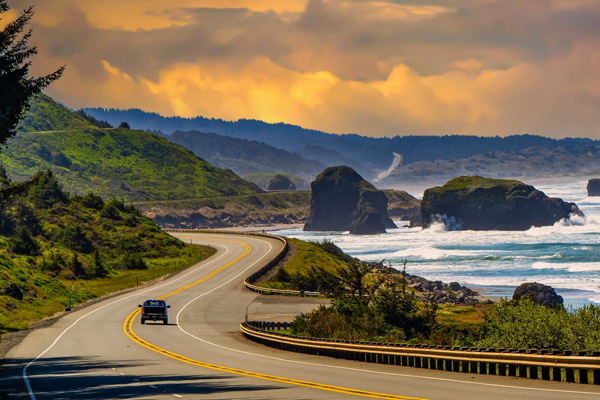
left=587, top=179, right=600, bottom=196
left=267, top=174, right=296, bottom=190
left=304, top=166, right=396, bottom=234
left=513, top=282, right=564, bottom=308
left=421, top=176, right=582, bottom=231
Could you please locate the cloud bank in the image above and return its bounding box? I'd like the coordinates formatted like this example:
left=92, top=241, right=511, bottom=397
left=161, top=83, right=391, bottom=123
left=8, top=0, right=600, bottom=138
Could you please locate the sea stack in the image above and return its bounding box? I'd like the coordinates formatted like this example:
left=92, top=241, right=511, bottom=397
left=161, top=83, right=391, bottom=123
left=304, top=166, right=396, bottom=234
left=587, top=179, right=600, bottom=196
left=513, top=283, right=564, bottom=308
left=267, top=174, right=296, bottom=190
left=421, top=176, right=582, bottom=231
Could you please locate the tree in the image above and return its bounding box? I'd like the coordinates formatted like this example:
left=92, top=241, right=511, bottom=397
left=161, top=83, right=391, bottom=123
left=93, top=249, right=108, bottom=278
left=118, top=122, right=130, bottom=129
left=0, top=0, right=64, bottom=146
left=69, top=252, right=85, bottom=277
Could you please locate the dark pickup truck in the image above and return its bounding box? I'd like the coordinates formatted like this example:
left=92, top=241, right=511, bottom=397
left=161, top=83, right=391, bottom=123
left=139, top=299, right=170, bottom=324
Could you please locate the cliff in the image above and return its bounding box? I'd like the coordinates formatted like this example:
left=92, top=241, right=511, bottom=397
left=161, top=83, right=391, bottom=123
left=587, top=179, right=600, bottom=196
left=304, top=166, right=396, bottom=234
left=421, top=176, right=582, bottom=231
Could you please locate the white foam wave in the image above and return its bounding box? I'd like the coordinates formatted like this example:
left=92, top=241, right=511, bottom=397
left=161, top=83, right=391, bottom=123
left=554, top=213, right=586, bottom=227
left=388, top=246, right=490, bottom=260
left=532, top=262, right=600, bottom=272
left=425, top=214, right=463, bottom=232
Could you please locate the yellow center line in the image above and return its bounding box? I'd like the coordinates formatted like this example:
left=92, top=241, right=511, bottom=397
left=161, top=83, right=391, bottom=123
left=124, top=237, right=429, bottom=400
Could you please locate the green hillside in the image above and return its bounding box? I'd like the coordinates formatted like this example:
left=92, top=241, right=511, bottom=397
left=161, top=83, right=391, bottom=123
left=0, top=169, right=213, bottom=334
left=164, top=130, right=325, bottom=181
left=1, top=95, right=262, bottom=201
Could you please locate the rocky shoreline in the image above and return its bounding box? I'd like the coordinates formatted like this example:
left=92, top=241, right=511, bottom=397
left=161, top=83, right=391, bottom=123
left=372, top=266, right=492, bottom=305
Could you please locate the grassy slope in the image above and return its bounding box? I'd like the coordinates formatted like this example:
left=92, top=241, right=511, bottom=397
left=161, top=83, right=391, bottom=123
left=0, top=177, right=215, bottom=334
left=0, top=242, right=212, bottom=334
left=423, top=176, right=539, bottom=204
left=1, top=95, right=262, bottom=201
left=260, top=238, right=352, bottom=290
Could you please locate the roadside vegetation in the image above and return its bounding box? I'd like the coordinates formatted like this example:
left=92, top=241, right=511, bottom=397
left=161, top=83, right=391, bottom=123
left=268, top=240, right=600, bottom=351
left=0, top=168, right=213, bottom=335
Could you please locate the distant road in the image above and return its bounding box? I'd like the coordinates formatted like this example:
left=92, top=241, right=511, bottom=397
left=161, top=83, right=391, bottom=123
left=2, top=232, right=599, bottom=399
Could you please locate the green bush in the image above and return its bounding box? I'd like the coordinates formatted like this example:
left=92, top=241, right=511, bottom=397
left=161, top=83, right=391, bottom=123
left=120, top=253, right=148, bottom=270
left=477, top=299, right=600, bottom=351
left=11, top=227, right=39, bottom=256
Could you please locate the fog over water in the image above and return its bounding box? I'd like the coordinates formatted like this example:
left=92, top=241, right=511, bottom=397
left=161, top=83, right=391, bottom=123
left=271, top=180, right=600, bottom=308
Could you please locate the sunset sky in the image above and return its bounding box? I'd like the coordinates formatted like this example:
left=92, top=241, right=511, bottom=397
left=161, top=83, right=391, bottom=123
left=6, top=0, right=600, bottom=138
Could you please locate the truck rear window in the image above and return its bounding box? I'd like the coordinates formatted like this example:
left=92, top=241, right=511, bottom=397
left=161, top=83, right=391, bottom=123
left=144, top=300, right=166, bottom=306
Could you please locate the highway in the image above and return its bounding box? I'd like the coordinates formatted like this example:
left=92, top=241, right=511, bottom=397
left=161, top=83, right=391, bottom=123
left=2, top=232, right=600, bottom=399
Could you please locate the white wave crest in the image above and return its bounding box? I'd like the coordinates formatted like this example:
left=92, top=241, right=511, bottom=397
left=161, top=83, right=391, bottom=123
left=532, top=262, right=600, bottom=272
left=425, top=214, right=463, bottom=231
left=554, top=213, right=586, bottom=227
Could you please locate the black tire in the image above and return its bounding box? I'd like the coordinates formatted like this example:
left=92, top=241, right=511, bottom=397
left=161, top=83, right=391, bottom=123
left=141, top=319, right=145, bottom=324
left=163, top=319, right=168, bottom=325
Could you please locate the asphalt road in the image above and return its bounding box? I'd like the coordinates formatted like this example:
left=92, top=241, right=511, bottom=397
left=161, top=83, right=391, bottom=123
left=2, top=232, right=600, bottom=399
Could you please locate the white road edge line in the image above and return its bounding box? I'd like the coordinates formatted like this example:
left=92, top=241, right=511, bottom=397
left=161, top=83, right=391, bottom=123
left=23, top=241, right=230, bottom=400
left=175, top=236, right=600, bottom=397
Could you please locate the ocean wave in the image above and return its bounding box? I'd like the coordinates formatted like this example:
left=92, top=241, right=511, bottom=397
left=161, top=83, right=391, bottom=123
left=425, top=214, right=463, bottom=232
left=531, top=261, right=600, bottom=272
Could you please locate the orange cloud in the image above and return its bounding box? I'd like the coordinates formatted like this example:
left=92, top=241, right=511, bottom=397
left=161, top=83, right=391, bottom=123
left=7, top=0, right=600, bottom=139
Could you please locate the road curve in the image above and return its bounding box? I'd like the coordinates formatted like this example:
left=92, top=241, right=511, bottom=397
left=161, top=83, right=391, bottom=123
left=2, top=232, right=600, bottom=399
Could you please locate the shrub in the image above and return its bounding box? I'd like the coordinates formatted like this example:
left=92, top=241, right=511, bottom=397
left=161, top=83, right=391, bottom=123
left=78, top=192, right=104, bottom=210
left=11, top=227, right=39, bottom=256
left=120, top=253, right=147, bottom=270
left=27, top=169, right=69, bottom=208
left=53, top=225, right=94, bottom=253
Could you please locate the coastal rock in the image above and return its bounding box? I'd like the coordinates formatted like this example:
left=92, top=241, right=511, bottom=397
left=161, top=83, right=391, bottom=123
left=421, top=176, right=583, bottom=231
left=587, top=179, right=600, bottom=196
left=384, top=190, right=421, bottom=220
left=267, top=174, right=296, bottom=190
left=3, top=283, right=23, bottom=301
left=304, top=166, right=396, bottom=234
left=513, top=282, right=564, bottom=308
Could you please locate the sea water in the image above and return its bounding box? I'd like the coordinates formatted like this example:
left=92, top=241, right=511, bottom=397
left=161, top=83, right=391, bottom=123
left=271, top=180, right=600, bottom=308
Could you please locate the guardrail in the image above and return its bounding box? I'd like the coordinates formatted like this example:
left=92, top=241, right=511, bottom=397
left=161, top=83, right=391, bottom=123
left=241, top=321, right=600, bottom=385
left=164, top=229, right=319, bottom=296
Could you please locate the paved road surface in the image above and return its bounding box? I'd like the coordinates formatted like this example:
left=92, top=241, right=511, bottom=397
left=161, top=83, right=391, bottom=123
left=2, top=233, right=600, bottom=399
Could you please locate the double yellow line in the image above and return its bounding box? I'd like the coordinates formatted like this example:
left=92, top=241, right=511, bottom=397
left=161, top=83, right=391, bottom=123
left=123, top=238, right=428, bottom=400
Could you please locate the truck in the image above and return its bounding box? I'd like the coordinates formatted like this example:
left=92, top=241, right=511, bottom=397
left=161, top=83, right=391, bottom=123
left=139, top=299, right=170, bottom=324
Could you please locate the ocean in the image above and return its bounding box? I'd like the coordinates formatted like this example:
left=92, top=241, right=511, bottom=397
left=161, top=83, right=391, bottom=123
left=271, top=180, right=600, bottom=308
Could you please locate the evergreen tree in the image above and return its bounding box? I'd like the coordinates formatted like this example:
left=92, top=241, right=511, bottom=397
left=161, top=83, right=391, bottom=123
left=27, top=169, right=69, bottom=208
left=0, top=163, right=10, bottom=189
left=93, top=249, right=108, bottom=278
left=69, top=252, right=85, bottom=277
left=0, top=0, right=64, bottom=145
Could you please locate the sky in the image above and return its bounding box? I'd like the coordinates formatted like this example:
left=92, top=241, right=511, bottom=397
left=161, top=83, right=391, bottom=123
left=5, top=0, right=600, bottom=138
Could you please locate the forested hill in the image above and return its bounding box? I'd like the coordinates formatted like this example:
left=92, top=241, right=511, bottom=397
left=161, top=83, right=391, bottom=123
left=1, top=95, right=262, bottom=201
left=84, top=107, right=598, bottom=172
left=162, top=130, right=326, bottom=180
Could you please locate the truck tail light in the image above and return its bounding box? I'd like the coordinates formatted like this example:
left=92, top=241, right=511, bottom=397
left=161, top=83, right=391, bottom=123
left=142, top=307, right=145, bottom=313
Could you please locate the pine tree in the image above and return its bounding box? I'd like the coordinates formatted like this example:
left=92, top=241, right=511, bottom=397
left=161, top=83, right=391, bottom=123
left=93, top=249, right=108, bottom=278
left=69, top=252, right=85, bottom=278
left=0, top=0, right=64, bottom=145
